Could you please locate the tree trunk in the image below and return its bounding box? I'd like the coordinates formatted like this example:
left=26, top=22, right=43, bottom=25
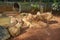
left=40, top=0, right=43, bottom=13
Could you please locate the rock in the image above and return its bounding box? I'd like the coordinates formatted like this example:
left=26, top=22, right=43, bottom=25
left=0, top=26, right=10, bottom=40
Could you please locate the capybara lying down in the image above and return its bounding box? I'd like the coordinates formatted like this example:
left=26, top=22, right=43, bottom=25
left=22, top=12, right=55, bottom=28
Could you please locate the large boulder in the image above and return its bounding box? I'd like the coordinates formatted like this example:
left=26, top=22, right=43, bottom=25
left=0, top=26, right=10, bottom=40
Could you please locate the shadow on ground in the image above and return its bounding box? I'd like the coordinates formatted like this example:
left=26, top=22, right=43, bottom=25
left=10, top=27, right=60, bottom=40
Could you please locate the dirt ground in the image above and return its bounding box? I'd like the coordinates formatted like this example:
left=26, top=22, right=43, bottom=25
left=9, top=16, right=60, bottom=40
left=0, top=17, right=10, bottom=26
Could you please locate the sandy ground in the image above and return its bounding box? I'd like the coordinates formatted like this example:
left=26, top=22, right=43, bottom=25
left=0, top=14, right=60, bottom=40
left=8, top=16, right=60, bottom=40
left=0, top=17, right=10, bottom=26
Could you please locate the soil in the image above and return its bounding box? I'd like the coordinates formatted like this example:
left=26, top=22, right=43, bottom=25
left=9, top=16, right=60, bottom=40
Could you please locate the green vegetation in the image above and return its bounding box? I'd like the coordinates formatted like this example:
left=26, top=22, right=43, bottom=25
left=0, top=0, right=60, bottom=2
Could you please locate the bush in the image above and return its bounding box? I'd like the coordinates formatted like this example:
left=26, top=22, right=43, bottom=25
left=52, top=2, right=60, bottom=15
